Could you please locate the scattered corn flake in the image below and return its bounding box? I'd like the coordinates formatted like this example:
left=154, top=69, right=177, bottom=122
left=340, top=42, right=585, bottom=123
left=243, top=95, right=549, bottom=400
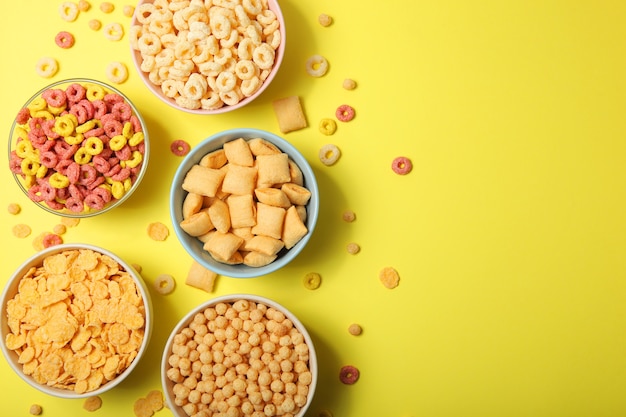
left=318, top=13, right=333, bottom=27
left=60, top=216, right=80, bottom=227
left=78, top=0, right=91, bottom=11
left=342, top=78, right=357, bottom=90
left=99, top=1, right=114, bottom=13
left=53, top=223, right=67, bottom=235
left=83, top=396, right=103, bottom=412
left=7, top=203, right=21, bottom=215
left=29, top=404, right=43, bottom=416
left=12, top=224, right=31, bottom=238
left=89, top=18, right=102, bottom=31
left=146, top=390, right=164, bottom=412
left=147, top=222, right=169, bottom=241
left=348, top=323, right=362, bottom=336
left=379, top=266, right=400, bottom=289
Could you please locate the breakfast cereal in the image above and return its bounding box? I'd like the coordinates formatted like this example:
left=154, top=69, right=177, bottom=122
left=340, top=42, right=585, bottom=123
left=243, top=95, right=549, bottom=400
left=35, top=56, right=59, bottom=78
left=391, top=156, right=413, bottom=175
left=78, top=0, right=91, bottom=11
left=55, top=31, right=75, bottom=49
left=185, top=260, right=218, bottom=293
left=53, top=223, right=67, bottom=235
left=8, top=203, right=21, bottom=215
left=171, top=139, right=191, bottom=156
left=146, top=389, right=164, bottom=412
left=348, top=323, right=362, bottom=336
left=319, top=144, right=341, bottom=166
left=154, top=273, right=176, bottom=295
left=272, top=96, right=308, bottom=133
left=4, top=248, right=146, bottom=394
left=339, top=365, right=359, bottom=385
left=103, top=22, right=124, bottom=41
left=318, top=13, right=332, bottom=27
left=60, top=216, right=80, bottom=227
left=379, top=266, right=400, bottom=289
left=59, top=1, right=79, bottom=21
left=42, top=232, right=63, bottom=248
left=123, top=5, right=135, bottom=17
left=89, top=19, right=102, bottom=30
left=83, top=396, right=103, bottom=411
left=106, top=61, right=129, bottom=84
left=342, top=78, right=357, bottom=90
left=12, top=224, right=31, bottom=238
left=346, top=242, right=360, bottom=255
left=342, top=209, right=356, bottom=222
left=319, top=118, right=337, bottom=136
left=335, top=104, right=355, bottom=122
left=305, top=54, right=329, bottom=78
left=147, top=222, right=169, bottom=241
left=99, top=1, right=114, bottom=13
left=303, top=272, right=321, bottom=290
left=29, top=404, right=43, bottom=416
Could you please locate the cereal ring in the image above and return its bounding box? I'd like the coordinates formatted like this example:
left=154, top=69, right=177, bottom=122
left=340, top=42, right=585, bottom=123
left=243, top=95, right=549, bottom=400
left=319, top=144, right=341, bottom=166
left=42, top=88, right=67, bottom=108
left=303, top=272, right=321, bottom=290
left=336, top=104, right=355, bottom=122
left=318, top=13, right=333, bottom=27
left=170, top=139, right=190, bottom=156
left=55, top=31, right=75, bottom=49
left=106, top=61, right=129, bottom=84
left=103, top=22, right=124, bottom=41
left=35, top=57, right=59, bottom=78
left=42, top=233, right=63, bottom=248
left=305, top=55, right=329, bottom=77
left=319, top=118, right=337, bottom=136
left=391, top=156, right=413, bottom=175
left=339, top=365, right=360, bottom=385
left=84, top=193, right=105, bottom=210
left=59, top=1, right=79, bottom=21
left=154, top=274, right=176, bottom=295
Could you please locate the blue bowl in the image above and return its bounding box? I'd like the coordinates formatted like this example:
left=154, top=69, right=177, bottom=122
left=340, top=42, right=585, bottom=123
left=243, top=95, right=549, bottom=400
left=170, top=128, right=319, bottom=278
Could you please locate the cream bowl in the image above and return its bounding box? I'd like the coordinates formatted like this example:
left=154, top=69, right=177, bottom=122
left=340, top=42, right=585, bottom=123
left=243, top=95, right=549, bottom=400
left=130, top=0, right=286, bottom=114
left=170, top=128, right=319, bottom=278
left=161, top=294, right=317, bottom=417
left=0, top=243, right=153, bottom=399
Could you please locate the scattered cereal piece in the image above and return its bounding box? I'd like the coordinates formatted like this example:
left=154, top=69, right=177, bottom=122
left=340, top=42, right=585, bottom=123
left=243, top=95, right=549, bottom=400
left=55, top=31, right=75, bottom=49
left=29, top=404, right=43, bottom=416
left=35, top=56, right=59, bottom=78
left=78, top=0, right=91, bottom=11
left=379, top=266, right=400, bottom=289
left=32, top=231, right=47, bottom=250
left=89, top=18, right=102, bottom=30
left=305, top=54, right=329, bottom=77
left=106, top=61, right=129, bottom=84
left=7, top=203, right=21, bottom=215
left=318, top=13, right=333, bottom=27
left=12, top=224, right=31, bottom=239
left=83, top=396, right=103, bottom=412
left=391, top=156, right=413, bottom=175
left=348, top=323, right=362, bottom=336
left=336, top=104, right=356, bottom=122
left=99, top=1, right=114, bottom=13
left=133, top=397, right=153, bottom=417
left=131, top=263, right=143, bottom=273
left=342, top=209, right=356, bottom=222
left=59, top=1, right=79, bottom=21
left=319, top=144, right=341, bottom=166
left=147, top=222, right=169, bottom=241
left=303, top=272, right=321, bottom=290
left=60, top=217, right=81, bottom=227
left=53, top=223, right=67, bottom=235
left=42, top=233, right=63, bottom=248
left=154, top=274, right=176, bottom=295
left=171, top=139, right=191, bottom=156
left=339, top=365, right=360, bottom=385
left=272, top=96, right=308, bottom=133
left=342, top=78, right=357, bottom=90
left=185, top=260, right=218, bottom=293
left=123, top=4, right=135, bottom=17
left=145, top=390, right=164, bottom=412
left=103, top=22, right=124, bottom=41
left=346, top=242, right=360, bottom=254
left=319, top=118, right=337, bottom=136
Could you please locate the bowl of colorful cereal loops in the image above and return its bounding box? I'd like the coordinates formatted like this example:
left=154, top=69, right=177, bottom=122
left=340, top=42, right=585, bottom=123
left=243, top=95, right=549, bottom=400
left=129, top=0, right=286, bottom=114
left=8, top=78, right=150, bottom=217
left=0, top=243, right=153, bottom=399
left=169, top=128, right=319, bottom=278
left=161, top=293, right=317, bottom=417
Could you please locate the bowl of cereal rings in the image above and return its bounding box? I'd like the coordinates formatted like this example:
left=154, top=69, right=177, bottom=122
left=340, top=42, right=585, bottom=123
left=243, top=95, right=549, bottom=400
left=162, top=293, right=317, bottom=417
left=170, top=128, right=319, bottom=278
left=129, top=0, right=286, bottom=114
left=0, top=243, right=153, bottom=399
left=8, top=78, right=150, bottom=217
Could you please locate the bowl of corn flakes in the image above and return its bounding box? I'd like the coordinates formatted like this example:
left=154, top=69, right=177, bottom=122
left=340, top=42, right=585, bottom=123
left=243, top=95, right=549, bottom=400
left=0, top=243, right=153, bottom=399
left=162, top=293, right=317, bottom=417
left=8, top=78, right=150, bottom=218
left=129, top=0, right=286, bottom=114
left=169, top=128, right=319, bottom=278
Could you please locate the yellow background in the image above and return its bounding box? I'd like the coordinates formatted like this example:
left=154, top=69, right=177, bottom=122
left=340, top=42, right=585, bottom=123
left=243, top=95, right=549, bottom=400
left=2, top=0, right=626, bottom=416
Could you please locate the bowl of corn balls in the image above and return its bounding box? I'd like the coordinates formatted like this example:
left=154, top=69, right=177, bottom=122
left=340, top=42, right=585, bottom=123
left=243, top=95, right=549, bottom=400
left=0, top=243, right=153, bottom=399
left=161, top=294, right=317, bottom=417
left=130, top=0, right=286, bottom=114
left=170, top=128, right=319, bottom=278
left=8, top=78, right=150, bottom=218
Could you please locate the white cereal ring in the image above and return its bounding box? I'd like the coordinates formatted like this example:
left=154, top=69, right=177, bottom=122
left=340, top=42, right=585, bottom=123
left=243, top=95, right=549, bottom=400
left=154, top=274, right=176, bottom=295
left=103, top=22, right=124, bottom=42
left=306, top=54, right=329, bottom=77
left=319, top=144, right=341, bottom=166
left=35, top=57, right=59, bottom=78
left=252, top=43, right=275, bottom=70
left=105, top=61, right=129, bottom=84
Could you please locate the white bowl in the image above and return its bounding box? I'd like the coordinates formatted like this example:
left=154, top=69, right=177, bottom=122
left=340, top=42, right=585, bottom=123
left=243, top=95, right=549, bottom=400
left=161, top=294, right=317, bottom=417
left=0, top=243, right=153, bottom=399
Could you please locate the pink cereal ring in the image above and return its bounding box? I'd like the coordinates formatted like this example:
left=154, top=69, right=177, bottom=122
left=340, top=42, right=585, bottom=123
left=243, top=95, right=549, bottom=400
left=92, top=100, right=108, bottom=118
left=91, top=186, right=112, bottom=203
left=336, top=104, right=356, bottom=122
left=111, top=101, right=132, bottom=121
left=84, top=193, right=106, bottom=210
left=65, top=197, right=84, bottom=212
left=129, top=115, right=142, bottom=133
left=171, top=139, right=191, bottom=156
left=65, top=83, right=86, bottom=103
left=103, top=119, right=123, bottom=137
left=39, top=181, right=57, bottom=201
left=339, top=365, right=360, bottom=385
left=115, top=145, right=132, bottom=161
left=391, top=156, right=413, bottom=175
left=44, top=199, right=65, bottom=211
left=28, top=185, right=44, bottom=202
left=42, top=119, right=61, bottom=139
left=87, top=176, right=106, bottom=190
left=16, top=108, right=31, bottom=125
left=92, top=155, right=111, bottom=173
left=104, top=93, right=124, bottom=108
left=40, top=151, right=59, bottom=168
left=65, top=162, right=81, bottom=184
left=43, top=233, right=64, bottom=248
left=55, top=31, right=75, bottom=49
left=42, top=88, right=67, bottom=107
left=111, top=167, right=131, bottom=181
left=78, top=164, right=97, bottom=185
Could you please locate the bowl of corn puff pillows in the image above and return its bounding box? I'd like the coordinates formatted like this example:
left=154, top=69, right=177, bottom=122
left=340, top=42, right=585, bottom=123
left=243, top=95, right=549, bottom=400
left=170, top=128, right=319, bottom=278
left=130, top=0, right=286, bottom=114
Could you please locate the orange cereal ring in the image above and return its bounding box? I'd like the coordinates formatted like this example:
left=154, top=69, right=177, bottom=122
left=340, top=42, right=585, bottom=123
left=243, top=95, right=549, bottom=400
left=55, top=31, right=75, bottom=49
left=391, top=156, right=412, bottom=175
left=335, top=104, right=355, bottom=122
left=339, top=365, right=359, bottom=385
left=170, top=139, right=190, bottom=156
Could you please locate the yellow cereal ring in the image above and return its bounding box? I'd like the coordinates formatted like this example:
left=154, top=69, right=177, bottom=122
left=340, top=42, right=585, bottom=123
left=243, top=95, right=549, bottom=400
left=20, top=158, right=40, bottom=176
left=319, top=118, right=337, bottom=136
left=111, top=181, right=125, bottom=199
left=123, top=178, right=132, bottom=191
left=47, top=104, right=66, bottom=115
left=36, top=165, right=48, bottom=179
left=64, top=133, right=84, bottom=145
left=124, top=151, right=143, bottom=168
left=15, top=140, right=34, bottom=158
left=23, top=175, right=36, bottom=189
left=49, top=172, right=70, bottom=188
left=85, top=83, right=106, bottom=101
left=84, top=137, right=104, bottom=155
left=31, top=110, right=54, bottom=120
left=54, top=115, right=76, bottom=137
left=66, top=113, right=79, bottom=127
left=15, top=127, right=29, bottom=140
left=122, top=122, right=134, bottom=139
left=129, top=131, right=144, bottom=147
left=74, top=147, right=92, bottom=164
left=76, top=120, right=97, bottom=134
left=27, top=97, right=47, bottom=112
left=109, top=135, right=127, bottom=151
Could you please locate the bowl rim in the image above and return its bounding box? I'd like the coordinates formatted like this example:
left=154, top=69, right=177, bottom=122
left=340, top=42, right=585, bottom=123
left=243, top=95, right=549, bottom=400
left=8, top=77, right=151, bottom=218
left=129, top=0, right=286, bottom=115
left=160, top=293, right=318, bottom=417
left=169, top=128, right=319, bottom=278
left=0, top=243, right=153, bottom=399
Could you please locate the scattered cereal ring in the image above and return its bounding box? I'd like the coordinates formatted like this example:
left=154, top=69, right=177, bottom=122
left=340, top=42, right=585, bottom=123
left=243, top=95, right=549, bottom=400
left=7, top=203, right=21, bottom=215
left=319, top=118, right=337, bottom=136
left=335, top=104, right=355, bottom=122
left=60, top=216, right=81, bottom=227
left=42, top=233, right=63, bottom=248
left=379, top=266, right=400, bottom=289
left=29, top=404, right=43, bottom=416
left=318, top=13, right=333, bottom=27
left=303, top=272, right=321, bottom=290
left=342, top=209, right=356, bottom=222
left=319, top=144, right=341, bottom=166
left=305, top=54, right=329, bottom=77
left=147, top=222, right=169, bottom=241
left=103, top=22, right=124, bottom=41
left=89, top=19, right=102, bottom=31
left=170, top=139, right=191, bottom=156
left=339, top=365, right=360, bottom=385
left=391, top=156, right=413, bottom=175
left=346, top=242, right=360, bottom=254
left=106, top=61, right=129, bottom=84
left=55, top=31, right=75, bottom=49
left=342, top=78, right=357, bottom=90
left=12, top=224, right=32, bottom=239
left=83, top=396, right=102, bottom=412
left=154, top=274, right=176, bottom=295
left=348, top=323, right=362, bottom=336
left=35, top=57, right=59, bottom=78
left=59, top=1, right=79, bottom=21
